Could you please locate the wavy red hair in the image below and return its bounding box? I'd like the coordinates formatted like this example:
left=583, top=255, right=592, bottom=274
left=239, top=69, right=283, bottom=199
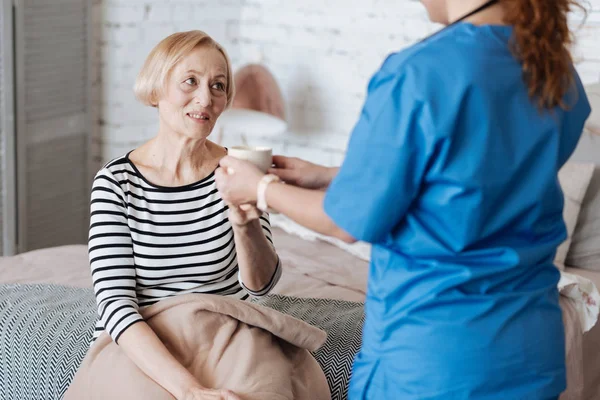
left=501, top=0, right=587, bottom=110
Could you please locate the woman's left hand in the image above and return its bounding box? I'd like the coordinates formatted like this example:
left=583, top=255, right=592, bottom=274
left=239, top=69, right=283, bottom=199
left=215, top=156, right=264, bottom=206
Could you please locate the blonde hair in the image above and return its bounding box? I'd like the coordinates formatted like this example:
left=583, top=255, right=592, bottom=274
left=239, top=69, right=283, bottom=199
left=134, top=30, right=235, bottom=108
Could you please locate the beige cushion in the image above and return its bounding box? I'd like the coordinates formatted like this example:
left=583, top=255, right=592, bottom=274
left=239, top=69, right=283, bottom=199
left=555, top=162, right=595, bottom=268
left=566, top=166, right=600, bottom=271
left=584, top=83, right=600, bottom=135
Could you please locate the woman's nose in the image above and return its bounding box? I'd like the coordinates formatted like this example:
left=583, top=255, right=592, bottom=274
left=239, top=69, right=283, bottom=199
left=194, top=86, right=212, bottom=107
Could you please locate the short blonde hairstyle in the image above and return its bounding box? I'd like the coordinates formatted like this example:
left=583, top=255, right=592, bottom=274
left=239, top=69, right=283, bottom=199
left=134, top=30, right=235, bottom=108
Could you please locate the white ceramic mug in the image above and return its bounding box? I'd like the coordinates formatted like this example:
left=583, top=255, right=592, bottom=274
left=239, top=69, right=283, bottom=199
left=227, top=146, right=277, bottom=214
left=227, top=146, right=273, bottom=173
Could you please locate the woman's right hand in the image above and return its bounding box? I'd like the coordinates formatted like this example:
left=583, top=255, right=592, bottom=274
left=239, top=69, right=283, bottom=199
left=269, top=156, right=337, bottom=190
left=181, top=387, right=242, bottom=400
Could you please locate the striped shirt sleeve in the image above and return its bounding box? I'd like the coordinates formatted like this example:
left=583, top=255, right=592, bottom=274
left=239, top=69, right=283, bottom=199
left=238, top=212, right=282, bottom=297
left=89, top=168, right=143, bottom=343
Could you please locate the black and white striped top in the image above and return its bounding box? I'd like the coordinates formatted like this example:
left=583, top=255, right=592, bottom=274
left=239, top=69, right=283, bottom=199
left=88, top=153, right=281, bottom=343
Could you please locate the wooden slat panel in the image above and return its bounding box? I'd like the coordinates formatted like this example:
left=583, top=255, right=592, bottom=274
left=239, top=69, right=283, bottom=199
left=16, top=0, right=90, bottom=252
left=0, top=38, right=4, bottom=253
left=0, top=4, right=5, bottom=254
left=0, top=0, right=17, bottom=256
left=26, top=135, right=88, bottom=250
left=22, top=0, right=87, bottom=123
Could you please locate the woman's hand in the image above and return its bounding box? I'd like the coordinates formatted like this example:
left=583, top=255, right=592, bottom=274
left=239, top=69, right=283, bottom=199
left=182, top=387, right=241, bottom=400
left=215, top=156, right=264, bottom=207
left=269, top=156, right=337, bottom=190
left=227, top=204, right=261, bottom=226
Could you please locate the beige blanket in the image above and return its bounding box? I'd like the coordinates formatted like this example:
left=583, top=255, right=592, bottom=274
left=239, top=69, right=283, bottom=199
left=64, top=294, right=330, bottom=400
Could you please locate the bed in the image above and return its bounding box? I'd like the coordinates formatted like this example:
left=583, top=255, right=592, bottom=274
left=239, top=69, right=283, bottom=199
left=0, top=226, right=598, bottom=400
left=0, top=228, right=371, bottom=400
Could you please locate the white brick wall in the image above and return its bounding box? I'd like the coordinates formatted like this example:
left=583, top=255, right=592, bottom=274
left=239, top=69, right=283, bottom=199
left=93, top=0, right=600, bottom=167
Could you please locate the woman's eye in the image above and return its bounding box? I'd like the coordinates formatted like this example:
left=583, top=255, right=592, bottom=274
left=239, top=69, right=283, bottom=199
left=212, top=82, right=225, bottom=91
left=184, top=77, right=196, bottom=86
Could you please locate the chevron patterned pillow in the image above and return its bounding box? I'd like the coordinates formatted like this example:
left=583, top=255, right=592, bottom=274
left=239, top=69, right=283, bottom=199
left=0, top=284, right=95, bottom=400
left=255, top=295, right=365, bottom=400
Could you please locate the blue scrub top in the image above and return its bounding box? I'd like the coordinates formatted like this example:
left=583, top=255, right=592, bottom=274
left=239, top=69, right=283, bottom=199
left=324, top=23, right=591, bottom=399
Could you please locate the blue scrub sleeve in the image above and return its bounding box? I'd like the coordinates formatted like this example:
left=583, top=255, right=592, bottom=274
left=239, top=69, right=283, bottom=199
left=324, top=66, right=436, bottom=243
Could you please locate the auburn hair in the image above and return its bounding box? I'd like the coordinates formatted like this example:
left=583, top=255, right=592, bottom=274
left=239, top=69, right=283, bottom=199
left=501, top=0, right=587, bottom=110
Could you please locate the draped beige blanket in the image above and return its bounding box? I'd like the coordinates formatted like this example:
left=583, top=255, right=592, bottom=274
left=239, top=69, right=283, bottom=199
left=64, top=294, right=330, bottom=400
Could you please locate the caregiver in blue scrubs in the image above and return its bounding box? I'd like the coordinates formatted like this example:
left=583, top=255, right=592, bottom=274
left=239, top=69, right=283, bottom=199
left=215, top=0, right=591, bottom=398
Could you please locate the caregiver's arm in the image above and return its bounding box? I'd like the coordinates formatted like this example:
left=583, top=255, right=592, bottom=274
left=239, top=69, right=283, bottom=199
left=216, top=157, right=354, bottom=244
left=265, top=182, right=356, bottom=244
left=268, top=156, right=339, bottom=190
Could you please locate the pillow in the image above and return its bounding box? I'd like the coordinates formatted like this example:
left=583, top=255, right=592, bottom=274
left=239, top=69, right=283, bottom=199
left=269, top=214, right=371, bottom=262
left=272, top=162, right=596, bottom=271
left=555, top=162, right=596, bottom=269
left=584, top=83, right=600, bottom=136
left=566, top=165, right=600, bottom=270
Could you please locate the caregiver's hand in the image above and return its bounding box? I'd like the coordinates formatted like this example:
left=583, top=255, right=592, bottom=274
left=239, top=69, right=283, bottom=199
left=268, top=156, right=337, bottom=190
left=182, top=387, right=241, bottom=400
left=215, top=156, right=264, bottom=206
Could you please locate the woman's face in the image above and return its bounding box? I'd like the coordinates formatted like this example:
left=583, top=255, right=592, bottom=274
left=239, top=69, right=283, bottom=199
left=157, top=45, right=229, bottom=140
left=421, top=0, right=450, bottom=25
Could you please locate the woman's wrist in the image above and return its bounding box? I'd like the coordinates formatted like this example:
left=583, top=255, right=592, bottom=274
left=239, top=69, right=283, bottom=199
left=230, top=210, right=261, bottom=229
left=175, top=375, right=205, bottom=400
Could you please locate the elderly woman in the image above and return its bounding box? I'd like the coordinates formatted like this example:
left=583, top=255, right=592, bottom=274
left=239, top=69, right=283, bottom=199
left=88, top=30, right=280, bottom=400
